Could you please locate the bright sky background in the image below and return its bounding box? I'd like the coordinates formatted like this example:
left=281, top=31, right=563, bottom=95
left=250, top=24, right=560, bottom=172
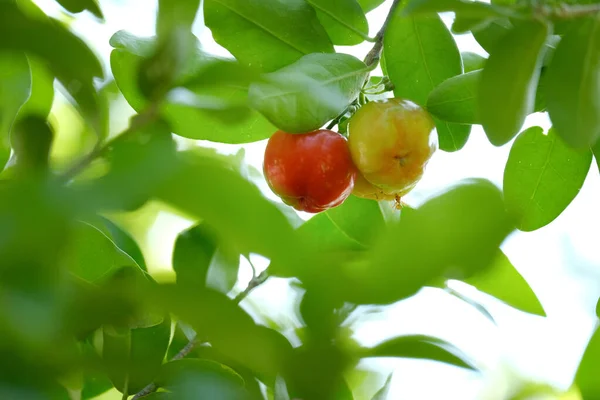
left=32, top=0, right=600, bottom=398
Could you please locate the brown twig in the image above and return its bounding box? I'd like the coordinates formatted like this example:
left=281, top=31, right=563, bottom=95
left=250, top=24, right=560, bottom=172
left=363, top=0, right=403, bottom=67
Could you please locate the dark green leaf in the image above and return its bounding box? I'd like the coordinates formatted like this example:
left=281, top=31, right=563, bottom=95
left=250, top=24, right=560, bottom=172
left=0, top=2, right=103, bottom=133
left=427, top=70, right=480, bottom=124
left=103, top=315, right=171, bottom=394
left=451, top=15, right=494, bottom=35
left=307, top=0, right=369, bottom=46
left=461, top=52, right=486, bottom=72
left=249, top=53, right=368, bottom=133
left=156, top=0, right=200, bottom=37
left=371, top=375, right=393, bottom=400
left=204, top=0, right=334, bottom=72
left=546, top=16, right=600, bottom=149
left=55, top=0, right=103, bottom=19
left=463, top=251, right=545, bottom=316
left=402, top=0, right=506, bottom=18
left=503, top=127, right=592, bottom=231
left=0, top=53, right=31, bottom=169
left=155, top=359, right=248, bottom=399
left=384, top=12, right=468, bottom=151
left=363, top=335, right=476, bottom=370
left=66, top=222, right=138, bottom=283
left=358, top=0, right=386, bottom=12
left=575, top=326, right=600, bottom=399
left=478, top=20, right=549, bottom=146
left=340, top=179, right=514, bottom=304
left=10, top=115, right=53, bottom=177
left=110, top=32, right=275, bottom=144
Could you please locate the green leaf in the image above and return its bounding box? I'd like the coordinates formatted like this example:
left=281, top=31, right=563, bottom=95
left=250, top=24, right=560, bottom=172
left=575, top=325, right=600, bottom=399
left=274, top=376, right=291, bottom=400
left=155, top=286, right=293, bottom=383
left=462, top=52, right=486, bottom=72
left=204, top=0, right=334, bottom=72
left=306, top=0, right=369, bottom=46
left=155, top=359, right=247, bottom=399
left=427, top=70, right=480, bottom=124
left=90, top=216, right=147, bottom=271
left=383, top=12, right=468, bottom=151
left=55, top=0, right=103, bottom=19
left=371, top=375, right=393, bottom=400
left=324, top=195, right=386, bottom=247
left=463, top=251, right=545, bottom=316
left=341, top=179, right=514, bottom=305
left=546, top=16, right=600, bottom=149
left=363, top=335, right=476, bottom=370
left=472, top=18, right=511, bottom=53
left=17, top=57, right=55, bottom=119
left=402, top=0, right=504, bottom=18
left=156, top=0, right=200, bottom=37
left=103, top=315, right=171, bottom=394
left=65, top=222, right=139, bottom=283
left=0, top=2, right=103, bottom=133
left=451, top=15, right=494, bottom=35
left=155, top=152, right=299, bottom=265
left=358, top=0, right=386, bottom=12
left=249, top=53, right=368, bottom=133
left=110, top=33, right=275, bottom=144
left=478, top=20, right=549, bottom=146
left=173, top=222, right=240, bottom=294
left=0, top=53, right=31, bottom=169
left=503, top=127, right=592, bottom=231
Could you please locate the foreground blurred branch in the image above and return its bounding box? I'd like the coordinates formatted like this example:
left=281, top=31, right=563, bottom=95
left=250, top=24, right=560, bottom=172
left=131, top=270, right=270, bottom=399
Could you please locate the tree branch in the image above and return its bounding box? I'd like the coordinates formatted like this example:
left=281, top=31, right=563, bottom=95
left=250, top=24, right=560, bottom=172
left=131, top=271, right=270, bottom=399
left=364, top=0, right=403, bottom=67
left=537, top=3, right=600, bottom=19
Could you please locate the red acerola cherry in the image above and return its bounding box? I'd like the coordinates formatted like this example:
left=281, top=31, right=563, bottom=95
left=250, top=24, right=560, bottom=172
left=263, top=130, right=356, bottom=213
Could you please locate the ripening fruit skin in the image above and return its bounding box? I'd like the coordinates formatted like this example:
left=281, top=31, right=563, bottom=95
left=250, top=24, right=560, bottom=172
left=348, top=98, right=437, bottom=195
left=264, top=130, right=356, bottom=213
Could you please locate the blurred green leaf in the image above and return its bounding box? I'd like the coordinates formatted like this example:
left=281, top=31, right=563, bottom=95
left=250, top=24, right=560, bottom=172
left=384, top=12, right=469, bottom=151
left=103, top=316, right=171, bottom=394
left=0, top=53, right=31, bottom=169
left=340, top=179, right=514, bottom=304
left=307, top=0, right=369, bottom=46
left=324, top=195, right=386, bottom=247
left=54, top=0, right=103, bottom=19
left=546, top=16, right=600, bottom=149
left=155, top=359, right=248, bottom=399
left=173, top=222, right=240, bottom=294
left=204, top=0, right=334, bottom=72
left=427, top=70, right=479, bottom=124
left=503, top=127, right=591, bottom=231
left=80, top=340, right=113, bottom=399
left=0, top=2, right=103, bottom=133
left=402, top=0, right=506, bottom=18
left=358, top=0, right=386, bottom=12
left=155, top=286, right=293, bottom=384
left=363, top=335, right=476, bottom=370
left=462, top=251, right=545, bottom=316
left=451, top=15, right=494, bottom=35
left=249, top=53, right=368, bottom=133
left=155, top=152, right=299, bottom=263
left=17, top=56, right=55, bottom=120
left=478, top=20, right=548, bottom=146
left=92, top=216, right=147, bottom=271
left=274, top=376, right=291, bottom=400
left=472, top=18, right=511, bottom=53
left=461, top=52, right=486, bottom=72
left=66, top=221, right=138, bottom=283
left=156, top=0, right=200, bottom=37
left=575, top=325, right=600, bottom=399
left=110, top=32, right=275, bottom=143
left=371, top=375, right=393, bottom=400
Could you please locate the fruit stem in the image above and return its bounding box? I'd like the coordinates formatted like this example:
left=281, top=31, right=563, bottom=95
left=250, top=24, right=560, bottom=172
left=363, top=0, right=403, bottom=67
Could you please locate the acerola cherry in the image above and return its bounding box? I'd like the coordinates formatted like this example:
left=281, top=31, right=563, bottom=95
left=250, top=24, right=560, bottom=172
left=348, top=98, right=437, bottom=198
left=264, top=130, right=356, bottom=213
